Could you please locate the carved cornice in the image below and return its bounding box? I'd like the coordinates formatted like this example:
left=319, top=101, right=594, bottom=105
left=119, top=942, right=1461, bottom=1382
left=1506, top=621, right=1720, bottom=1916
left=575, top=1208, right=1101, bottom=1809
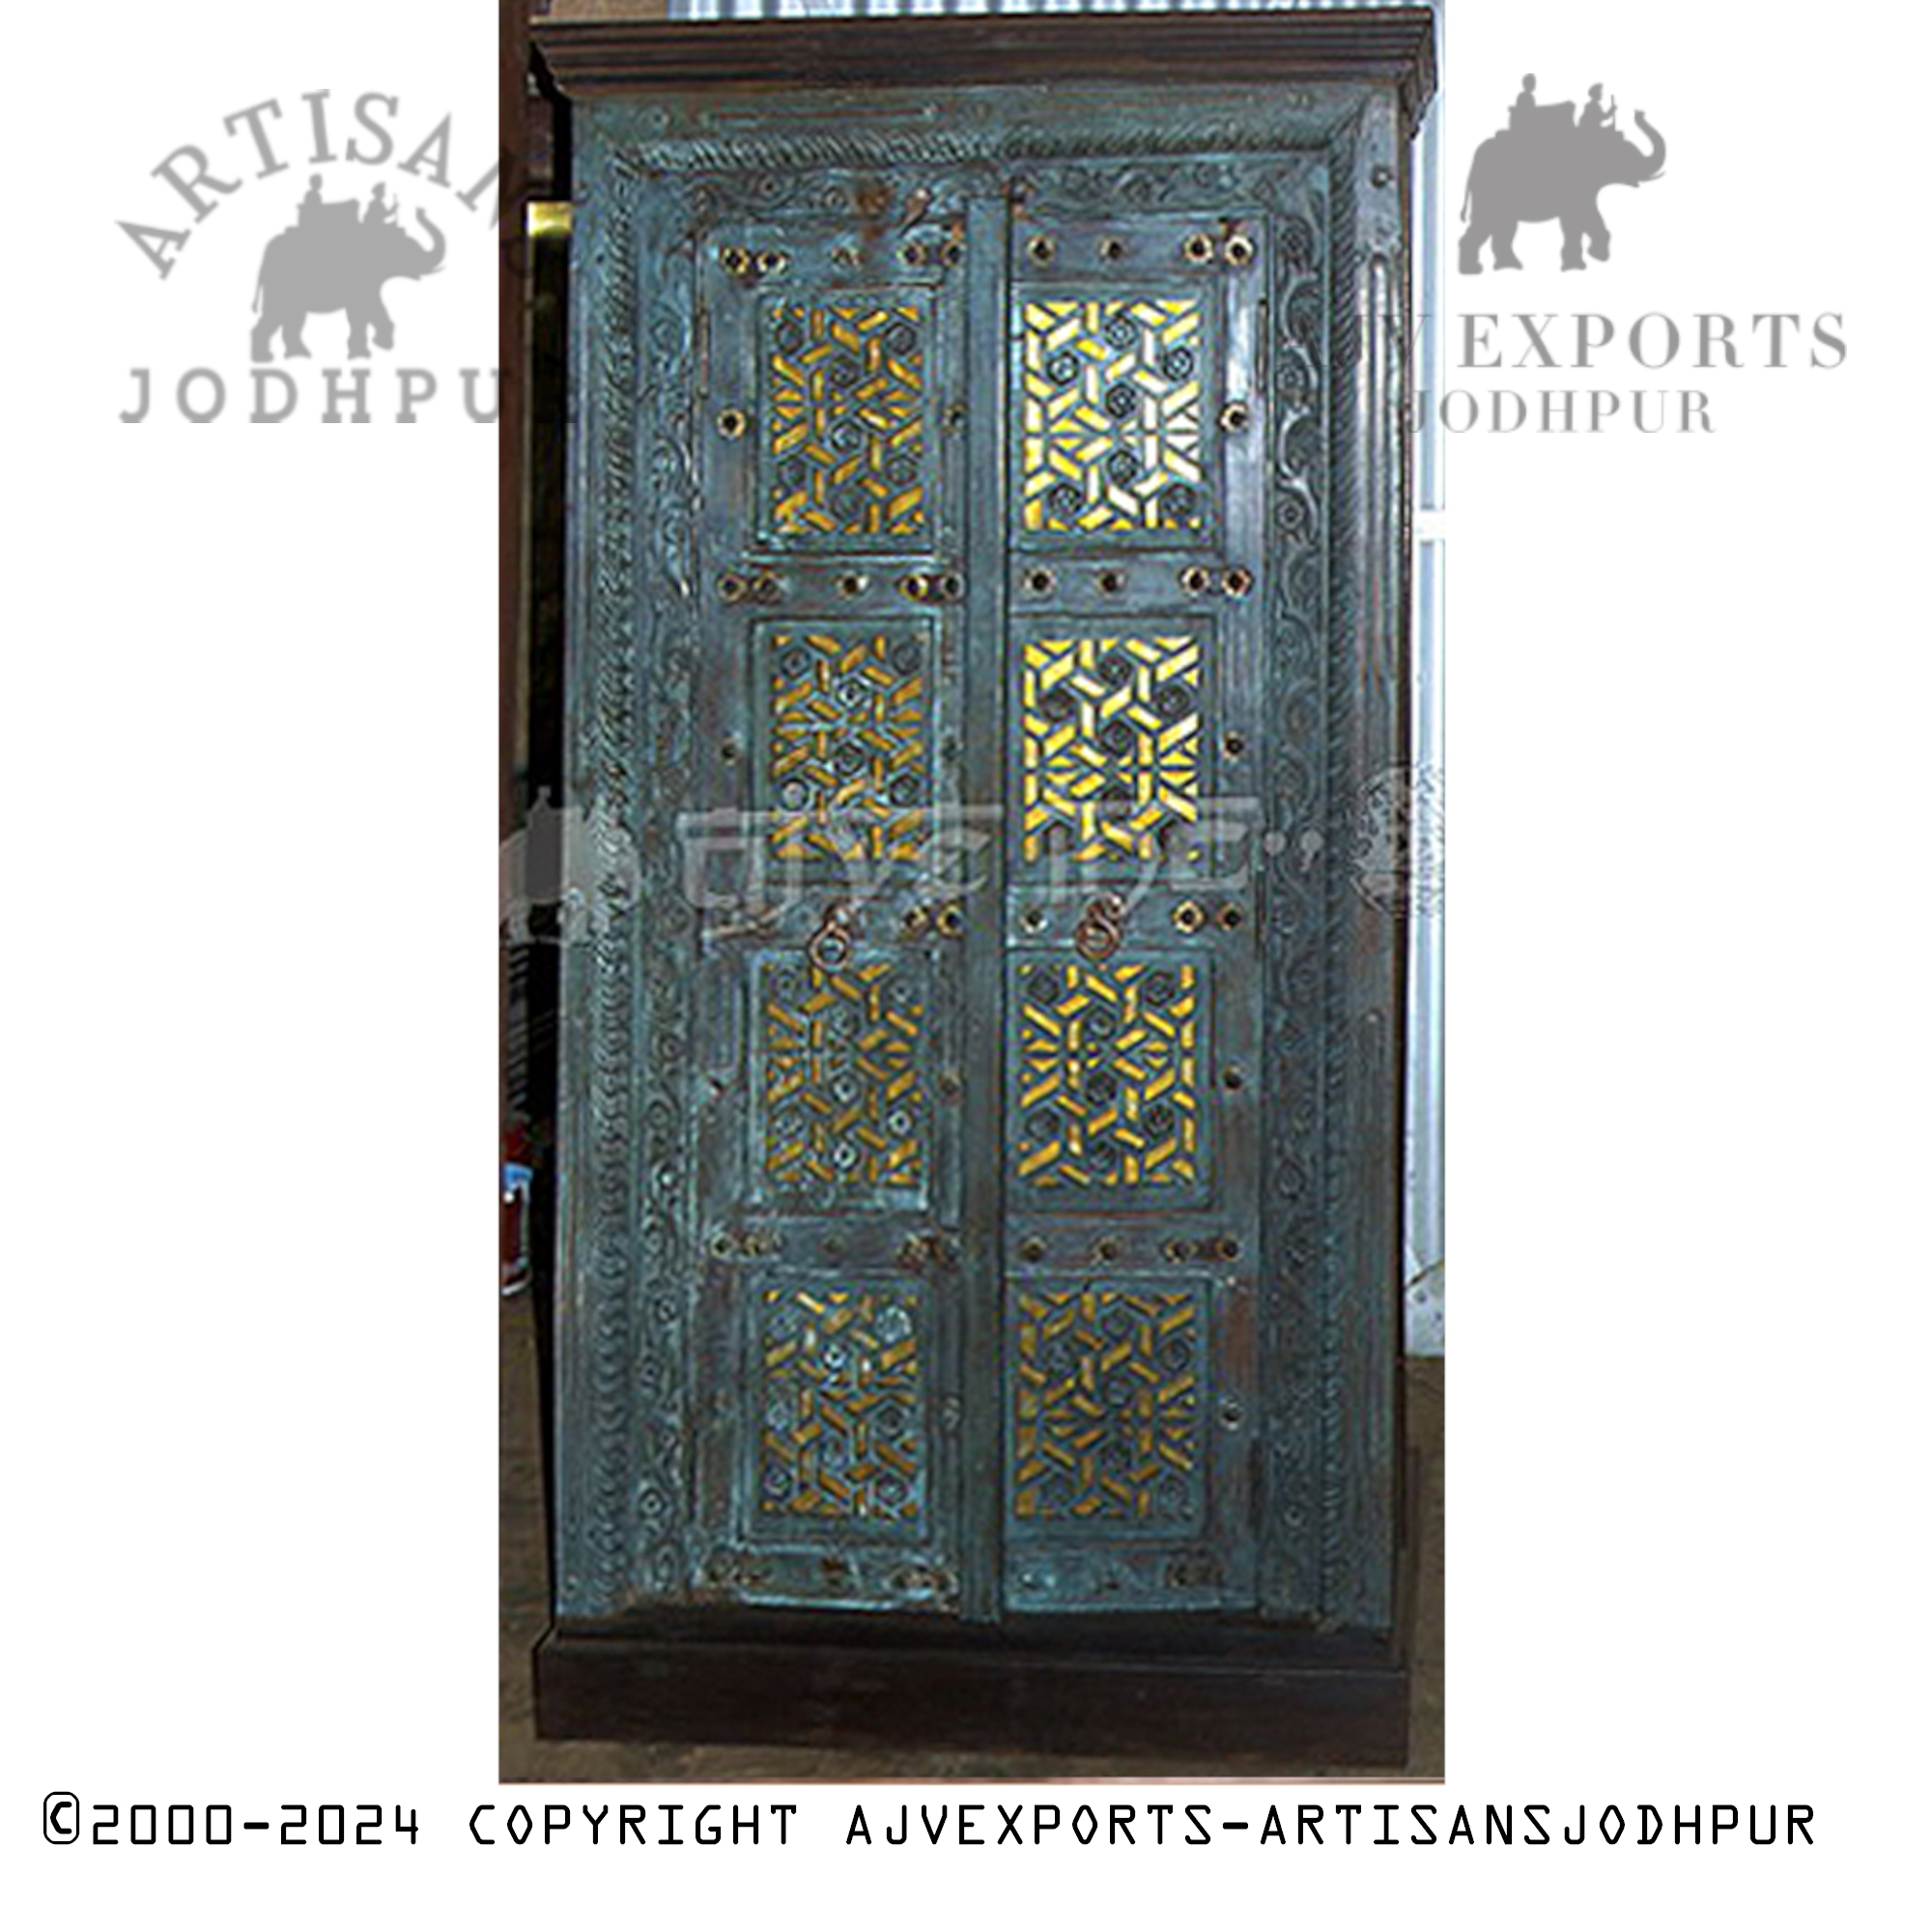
left=533, top=14, right=1437, bottom=134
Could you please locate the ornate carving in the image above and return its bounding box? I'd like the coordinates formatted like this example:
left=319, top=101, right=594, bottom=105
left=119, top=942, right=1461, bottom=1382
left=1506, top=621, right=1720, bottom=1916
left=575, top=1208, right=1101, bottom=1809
left=1015, top=959, right=1204, bottom=1192
left=1019, top=631, right=1202, bottom=865
left=1010, top=1285, right=1205, bottom=1526
left=756, top=952, right=930, bottom=1203
left=757, top=1285, right=925, bottom=1526
left=766, top=299, right=929, bottom=541
left=1020, top=298, right=1206, bottom=535
left=763, top=624, right=932, bottom=867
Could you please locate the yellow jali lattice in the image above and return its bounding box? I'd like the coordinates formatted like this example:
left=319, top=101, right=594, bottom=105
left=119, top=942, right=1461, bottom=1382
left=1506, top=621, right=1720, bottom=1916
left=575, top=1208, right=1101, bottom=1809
left=768, top=301, right=926, bottom=538
left=1021, top=298, right=1205, bottom=534
left=1016, top=960, right=1200, bottom=1189
left=763, top=956, right=925, bottom=1195
left=1011, top=1285, right=1202, bottom=1523
left=767, top=628, right=928, bottom=865
left=1021, top=633, right=1200, bottom=863
left=759, top=1287, right=923, bottom=1522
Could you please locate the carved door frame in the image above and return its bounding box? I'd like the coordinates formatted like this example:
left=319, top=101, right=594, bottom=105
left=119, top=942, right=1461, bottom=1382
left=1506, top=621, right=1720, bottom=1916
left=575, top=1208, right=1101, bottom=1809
left=532, top=13, right=1434, bottom=1761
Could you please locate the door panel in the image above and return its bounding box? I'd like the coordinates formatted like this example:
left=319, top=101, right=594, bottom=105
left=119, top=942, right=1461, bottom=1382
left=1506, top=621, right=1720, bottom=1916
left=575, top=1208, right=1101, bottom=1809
left=688, top=188, right=970, bottom=1613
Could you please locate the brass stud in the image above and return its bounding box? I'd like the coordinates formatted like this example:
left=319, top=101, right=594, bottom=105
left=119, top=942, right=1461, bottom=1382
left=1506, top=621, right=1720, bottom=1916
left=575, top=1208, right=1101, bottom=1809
left=1223, top=566, right=1255, bottom=598
left=838, top=571, right=867, bottom=598
left=1027, top=234, right=1057, bottom=265
left=938, top=571, right=965, bottom=603
left=1024, top=567, right=1055, bottom=596
left=1219, top=904, right=1244, bottom=930
left=1095, top=568, right=1126, bottom=595
left=1174, top=899, right=1206, bottom=934
left=1183, top=233, right=1216, bottom=265
left=1219, top=400, right=1252, bottom=433
left=719, top=738, right=740, bottom=764
left=1165, top=1238, right=1194, bottom=1263
left=941, top=239, right=964, bottom=268
left=1098, top=236, right=1126, bottom=262
left=718, top=573, right=748, bottom=604
left=899, top=572, right=931, bottom=602
left=1216, top=1236, right=1241, bottom=1262
left=755, top=248, right=787, bottom=275
left=1223, top=1065, right=1246, bottom=1092
left=719, top=245, right=751, bottom=275
left=716, top=407, right=749, bottom=440
left=1225, top=234, right=1256, bottom=269
left=1020, top=1236, right=1047, bottom=1263
left=753, top=573, right=782, bottom=604
left=1224, top=731, right=1246, bottom=758
left=1021, top=906, right=1048, bottom=933
left=1093, top=1236, right=1122, bottom=1264
left=901, top=905, right=930, bottom=938
left=936, top=903, right=965, bottom=938
left=1179, top=565, right=1211, bottom=595
left=900, top=241, right=927, bottom=269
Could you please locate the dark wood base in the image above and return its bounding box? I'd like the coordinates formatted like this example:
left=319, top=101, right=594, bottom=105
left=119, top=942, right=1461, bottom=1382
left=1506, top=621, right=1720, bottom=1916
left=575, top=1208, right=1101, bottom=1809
left=535, top=1613, right=1408, bottom=1765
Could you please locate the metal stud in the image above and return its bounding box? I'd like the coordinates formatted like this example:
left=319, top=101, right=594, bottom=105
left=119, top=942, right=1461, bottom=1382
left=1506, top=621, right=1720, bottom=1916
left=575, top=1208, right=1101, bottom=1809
left=1223, top=567, right=1254, bottom=598
left=1224, top=234, right=1256, bottom=269
left=1024, top=567, right=1055, bottom=596
left=1174, top=900, right=1207, bottom=934
left=1179, top=565, right=1211, bottom=595
left=716, top=407, right=749, bottom=440
left=1182, top=233, right=1216, bottom=265
left=1219, top=400, right=1252, bottom=433
left=1095, top=567, right=1126, bottom=595
left=1027, top=234, right=1057, bottom=265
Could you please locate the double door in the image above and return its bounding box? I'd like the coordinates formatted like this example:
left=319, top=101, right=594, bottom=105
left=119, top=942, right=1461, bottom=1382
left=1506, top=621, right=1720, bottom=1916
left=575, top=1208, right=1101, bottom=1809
left=684, top=169, right=1269, bottom=1620
left=552, top=60, right=1410, bottom=1640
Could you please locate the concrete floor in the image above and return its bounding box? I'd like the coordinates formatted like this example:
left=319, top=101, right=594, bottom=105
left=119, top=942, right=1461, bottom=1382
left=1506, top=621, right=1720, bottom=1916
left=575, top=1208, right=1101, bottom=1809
left=500, top=1292, right=1443, bottom=1779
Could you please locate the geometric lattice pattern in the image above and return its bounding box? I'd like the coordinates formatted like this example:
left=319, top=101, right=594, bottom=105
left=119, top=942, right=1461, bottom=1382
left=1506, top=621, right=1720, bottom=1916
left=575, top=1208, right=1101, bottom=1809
left=768, top=300, right=927, bottom=539
left=761, top=954, right=926, bottom=1196
left=766, top=627, right=930, bottom=866
left=1016, top=959, right=1201, bottom=1189
left=758, top=1286, right=923, bottom=1524
left=1020, top=633, right=1201, bottom=863
left=1020, top=298, right=1206, bottom=534
left=1011, top=1285, right=1202, bottom=1523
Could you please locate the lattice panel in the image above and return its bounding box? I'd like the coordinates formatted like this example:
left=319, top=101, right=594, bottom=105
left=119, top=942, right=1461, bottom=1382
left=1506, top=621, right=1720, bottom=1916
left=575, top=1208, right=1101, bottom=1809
left=767, top=299, right=928, bottom=539
left=1011, top=1285, right=1204, bottom=1525
left=1020, top=632, right=1201, bottom=863
left=1020, top=298, right=1206, bottom=534
left=1016, top=960, right=1201, bottom=1189
left=764, top=626, right=930, bottom=865
left=758, top=1286, right=924, bottom=1524
left=759, top=954, right=927, bottom=1199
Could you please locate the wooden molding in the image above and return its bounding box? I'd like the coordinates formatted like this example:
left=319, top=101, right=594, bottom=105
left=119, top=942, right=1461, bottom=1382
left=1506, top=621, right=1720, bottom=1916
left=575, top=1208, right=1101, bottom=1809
left=532, top=13, right=1439, bottom=135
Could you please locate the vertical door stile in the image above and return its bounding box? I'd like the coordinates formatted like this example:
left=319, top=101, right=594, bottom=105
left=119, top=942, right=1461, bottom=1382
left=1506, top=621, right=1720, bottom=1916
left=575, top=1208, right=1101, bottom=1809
left=956, top=183, right=1011, bottom=1624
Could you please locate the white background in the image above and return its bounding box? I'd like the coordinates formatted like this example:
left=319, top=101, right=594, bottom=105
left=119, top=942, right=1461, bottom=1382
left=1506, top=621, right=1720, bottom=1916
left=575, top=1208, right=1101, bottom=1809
left=5, top=2, right=1924, bottom=1926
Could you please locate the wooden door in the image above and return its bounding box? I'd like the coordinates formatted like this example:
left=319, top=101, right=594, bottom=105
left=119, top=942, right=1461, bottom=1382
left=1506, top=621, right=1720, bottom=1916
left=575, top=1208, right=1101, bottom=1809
left=550, top=23, right=1416, bottom=1646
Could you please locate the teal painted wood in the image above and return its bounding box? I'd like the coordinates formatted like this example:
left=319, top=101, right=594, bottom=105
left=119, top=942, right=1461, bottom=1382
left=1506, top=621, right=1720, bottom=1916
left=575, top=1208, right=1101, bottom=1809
left=553, top=42, right=1417, bottom=1635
